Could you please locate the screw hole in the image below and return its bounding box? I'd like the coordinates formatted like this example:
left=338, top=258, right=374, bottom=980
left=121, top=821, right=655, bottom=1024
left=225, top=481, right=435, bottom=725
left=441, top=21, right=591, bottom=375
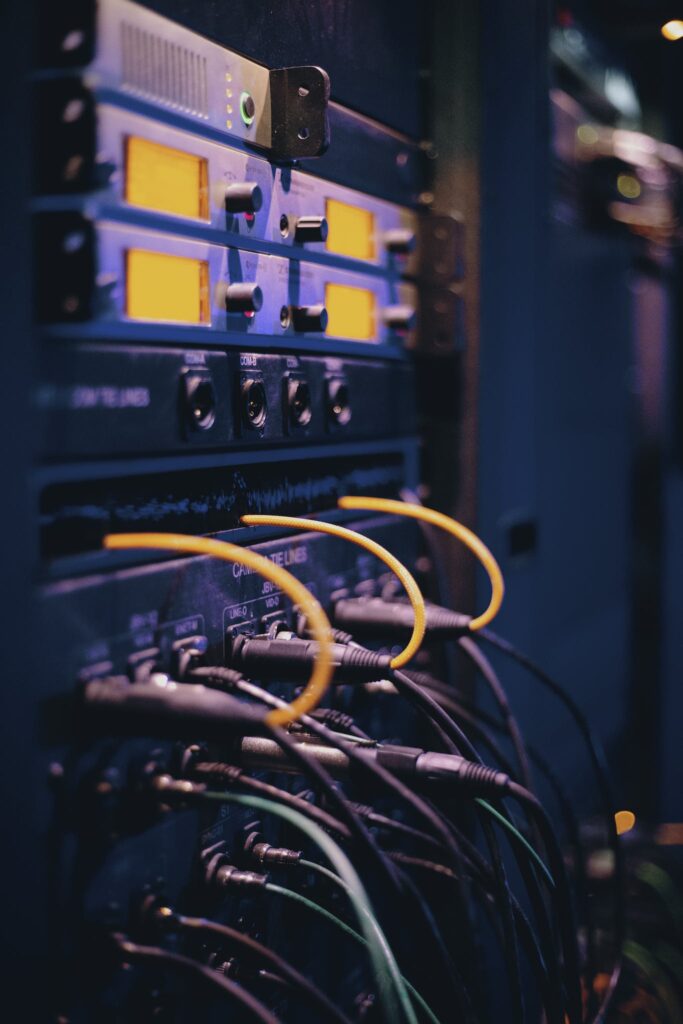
left=298, top=85, right=310, bottom=97
left=298, top=127, right=310, bottom=141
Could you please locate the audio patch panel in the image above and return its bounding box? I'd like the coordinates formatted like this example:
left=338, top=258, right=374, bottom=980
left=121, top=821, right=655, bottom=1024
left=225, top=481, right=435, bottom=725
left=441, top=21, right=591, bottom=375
left=35, top=100, right=419, bottom=275
left=37, top=214, right=417, bottom=351
left=42, top=515, right=418, bottom=684
left=37, top=346, right=415, bottom=458
left=37, top=517, right=421, bottom=1020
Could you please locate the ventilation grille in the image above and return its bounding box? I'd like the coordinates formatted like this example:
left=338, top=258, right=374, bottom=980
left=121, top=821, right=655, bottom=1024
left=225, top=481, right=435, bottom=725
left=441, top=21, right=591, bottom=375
left=120, top=21, right=209, bottom=119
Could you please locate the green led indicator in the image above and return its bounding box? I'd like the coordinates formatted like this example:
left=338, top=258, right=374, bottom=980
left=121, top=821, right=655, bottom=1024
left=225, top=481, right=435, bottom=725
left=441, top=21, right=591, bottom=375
left=240, top=91, right=256, bottom=127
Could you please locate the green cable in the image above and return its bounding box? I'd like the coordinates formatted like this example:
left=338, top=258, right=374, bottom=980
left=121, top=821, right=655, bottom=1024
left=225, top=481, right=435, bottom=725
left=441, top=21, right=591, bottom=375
left=624, top=939, right=682, bottom=1024
left=202, top=788, right=403, bottom=1023
left=267, top=881, right=442, bottom=1024
left=300, top=858, right=431, bottom=1024
left=635, top=862, right=683, bottom=942
left=476, top=798, right=555, bottom=889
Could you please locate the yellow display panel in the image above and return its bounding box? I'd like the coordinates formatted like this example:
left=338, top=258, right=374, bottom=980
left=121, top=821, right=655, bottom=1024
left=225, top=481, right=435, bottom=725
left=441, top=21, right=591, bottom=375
left=325, top=283, right=376, bottom=341
left=126, top=250, right=210, bottom=324
left=125, top=136, right=209, bottom=220
left=325, top=198, right=376, bottom=260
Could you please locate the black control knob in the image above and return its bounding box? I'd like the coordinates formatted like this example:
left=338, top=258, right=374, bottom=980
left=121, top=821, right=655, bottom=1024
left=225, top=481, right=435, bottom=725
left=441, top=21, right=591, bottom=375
left=294, top=216, right=328, bottom=243
left=224, top=182, right=263, bottom=214
left=384, top=228, right=416, bottom=254
left=290, top=304, right=328, bottom=332
left=383, top=305, right=416, bottom=331
left=224, top=283, right=263, bottom=313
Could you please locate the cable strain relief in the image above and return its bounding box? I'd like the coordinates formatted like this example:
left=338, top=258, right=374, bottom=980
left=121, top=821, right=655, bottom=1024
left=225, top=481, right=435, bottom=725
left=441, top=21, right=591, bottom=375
left=460, top=761, right=510, bottom=794
left=425, top=604, right=472, bottom=633
left=340, top=645, right=393, bottom=679
left=191, top=761, right=243, bottom=784
left=188, top=665, right=245, bottom=689
left=297, top=611, right=354, bottom=646
left=311, top=707, right=357, bottom=732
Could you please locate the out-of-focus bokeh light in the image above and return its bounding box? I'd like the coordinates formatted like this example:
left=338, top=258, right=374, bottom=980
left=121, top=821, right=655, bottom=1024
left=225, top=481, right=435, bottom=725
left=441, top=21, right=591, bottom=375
left=661, top=20, right=683, bottom=41
left=616, top=174, right=641, bottom=199
left=615, top=810, right=637, bottom=835
left=577, top=124, right=598, bottom=145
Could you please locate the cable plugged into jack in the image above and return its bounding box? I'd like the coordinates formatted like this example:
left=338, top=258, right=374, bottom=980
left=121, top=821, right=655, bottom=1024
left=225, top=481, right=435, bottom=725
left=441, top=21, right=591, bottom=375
left=332, top=596, right=471, bottom=639
left=233, top=734, right=510, bottom=795
left=81, top=675, right=267, bottom=738
left=228, top=630, right=393, bottom=684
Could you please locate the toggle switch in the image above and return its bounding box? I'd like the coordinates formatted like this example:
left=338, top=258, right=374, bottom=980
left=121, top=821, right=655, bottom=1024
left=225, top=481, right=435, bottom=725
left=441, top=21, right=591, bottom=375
left=223, top=282, right=263, bottom=313
left=383, top=228, right=416, bottom=254
left=224, top=182, right=263, bottom=214
left=290, top=304, right=328, bottom=332
left=294, top=216, right=328, bottom=243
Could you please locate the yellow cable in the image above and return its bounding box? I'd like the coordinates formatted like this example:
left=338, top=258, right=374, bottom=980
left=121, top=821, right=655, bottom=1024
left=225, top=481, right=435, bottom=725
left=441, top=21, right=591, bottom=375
left=102, top=532, right=333, bottom=727
left=240, top=515, right=425, bottom=669
left=337, top=497, right=504, bottom=631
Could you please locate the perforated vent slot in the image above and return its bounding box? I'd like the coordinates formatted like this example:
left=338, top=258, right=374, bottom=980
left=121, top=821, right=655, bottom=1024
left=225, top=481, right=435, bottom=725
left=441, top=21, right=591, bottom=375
left=120, top=21, right=209, bottom=119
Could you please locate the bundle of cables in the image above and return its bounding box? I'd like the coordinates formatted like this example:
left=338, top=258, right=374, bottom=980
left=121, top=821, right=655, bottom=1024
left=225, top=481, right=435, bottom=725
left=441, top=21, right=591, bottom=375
left=78, top=501, right=625, bottom=1024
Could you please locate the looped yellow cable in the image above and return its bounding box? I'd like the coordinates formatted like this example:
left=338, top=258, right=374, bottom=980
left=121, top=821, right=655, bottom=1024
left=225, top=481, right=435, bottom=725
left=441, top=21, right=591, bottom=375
left=337, top=497, right=504, bottom=631
left=240, top=515, right=426, bottom=669
left=102, top=532, right=333, bottom=727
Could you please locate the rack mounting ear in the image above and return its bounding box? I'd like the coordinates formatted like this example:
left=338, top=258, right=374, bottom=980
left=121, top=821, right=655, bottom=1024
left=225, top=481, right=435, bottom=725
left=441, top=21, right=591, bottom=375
left=269, top=66, right=331, bottom=161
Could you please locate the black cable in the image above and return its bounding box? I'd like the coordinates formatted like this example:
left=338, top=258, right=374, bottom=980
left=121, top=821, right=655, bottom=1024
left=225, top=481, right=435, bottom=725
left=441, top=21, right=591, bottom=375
left=189, top=667, right=476, bottom=1019
left=330, top=585, right=621, bottom=1011
left=194, top=668, right=481, bottom=1022
left=171, top=912, right=353, bottom=1024
left=476, top=627, right=624, bottom=1022
left=191, top=760, right=352, bottom=841
left=187, top=666, right=404, bottom=894
left=395, top=667, right=568, bottom=1023
left=392, top=667, right=567, bottom=1024
left=109, top=933, right=280, bottom=1023
left=527, top=744, right=596, bottom=1003
left=506, top=781, right=583, bottom=1024
left=416, top=670, right=593, bottom=1018
left=417, top=679, right=565, bottom=1024
left=265, top=720, right=405, bottom=893
left=392, top=667, right=479, bottom=759
left=350, top=803, right=445, bottom=853
left=308, top=706, right=372, bottom=740
left=456, top=637, right=534, bottom=793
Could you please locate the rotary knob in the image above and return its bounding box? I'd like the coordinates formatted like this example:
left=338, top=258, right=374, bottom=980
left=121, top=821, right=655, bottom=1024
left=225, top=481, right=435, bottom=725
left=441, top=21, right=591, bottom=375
left=290, top=304, right=328, bottom=332
left=384, top=228, right=416, bottom=254
left=224, top=182, right=263, bottom=214
left=383, top=305, right=416, bottom=331
left=223, top=282, right=263, bottom=313
left=294, top=216, right=328, bottom=243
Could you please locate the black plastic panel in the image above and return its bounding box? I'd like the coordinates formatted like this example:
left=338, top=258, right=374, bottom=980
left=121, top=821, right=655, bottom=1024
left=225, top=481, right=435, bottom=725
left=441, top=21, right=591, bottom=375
left=37, top=345, right=416, bottom=459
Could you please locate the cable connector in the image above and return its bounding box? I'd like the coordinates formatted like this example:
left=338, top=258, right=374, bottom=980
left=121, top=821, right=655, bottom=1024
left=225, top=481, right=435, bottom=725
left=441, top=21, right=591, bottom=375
left=414, top=752, right=510, bottom=793
left=152, top=773, right=206, bottom=799
left=308, top=707, right=361, bottom=733
left=296, top=612, right=355, bottom=646
left=228, top=632, right=392, bottom=684
left=332, top=596, right=471, bottom=638
left=236, top=735, right=510, bottom=794
left=203, top=845, right=268, bottom=892
left=82, top=676, right=266, bottom=738
left=244, top=830, right=302, bottom=866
